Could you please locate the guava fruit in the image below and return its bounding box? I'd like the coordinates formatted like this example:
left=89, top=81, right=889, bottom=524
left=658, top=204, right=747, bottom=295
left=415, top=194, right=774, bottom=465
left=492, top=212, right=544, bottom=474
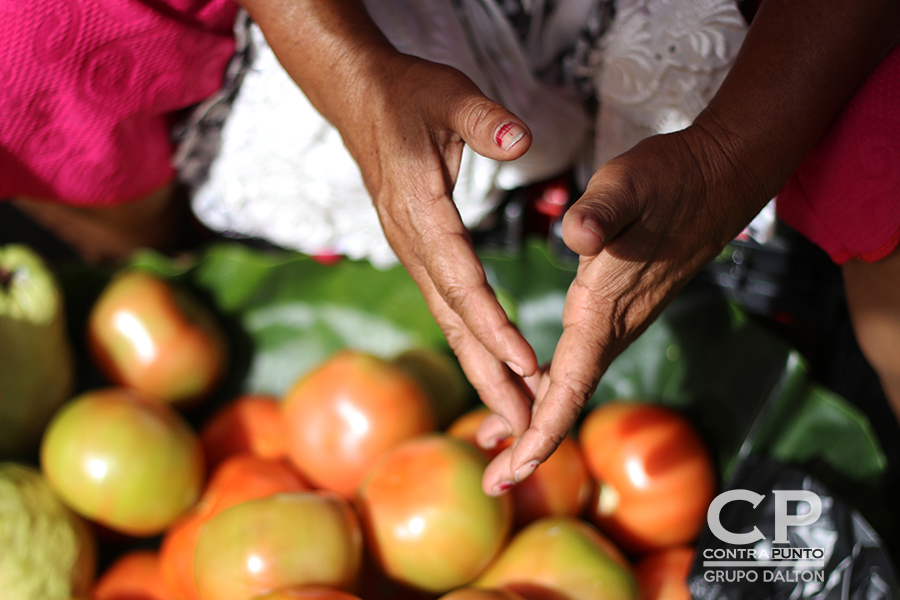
left=0, top=244, right=76, bottom=459
left=0, top=462, right=96, bottom=600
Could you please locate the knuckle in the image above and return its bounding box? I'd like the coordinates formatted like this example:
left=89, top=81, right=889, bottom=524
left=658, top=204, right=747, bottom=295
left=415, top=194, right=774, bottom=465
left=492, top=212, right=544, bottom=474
left=456, top=95, right=504, bottom=134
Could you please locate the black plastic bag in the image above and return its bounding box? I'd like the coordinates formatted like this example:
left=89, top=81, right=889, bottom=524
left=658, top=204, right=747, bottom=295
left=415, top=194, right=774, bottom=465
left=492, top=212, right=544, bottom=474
left=689, top=456, right=898, bottom=599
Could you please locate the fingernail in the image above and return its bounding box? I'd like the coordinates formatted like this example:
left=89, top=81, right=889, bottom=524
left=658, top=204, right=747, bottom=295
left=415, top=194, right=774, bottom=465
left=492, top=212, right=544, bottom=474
left=505, top=361, right=525, bottom=377
left=481, top=435, right=508, bottom=450
left=494, top=122, right=526, bottom=152
left=581, top=216, right=605, bottom=243
left=491, top=481, right=515, bottom=497
left=515, top=460, right=541, bottom=483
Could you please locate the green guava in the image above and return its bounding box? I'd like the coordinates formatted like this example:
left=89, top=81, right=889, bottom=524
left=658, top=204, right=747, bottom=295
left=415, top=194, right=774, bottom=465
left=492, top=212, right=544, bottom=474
left=0, top=462, right=96, bottom=600
left=0, top=245, right=76, bottom=459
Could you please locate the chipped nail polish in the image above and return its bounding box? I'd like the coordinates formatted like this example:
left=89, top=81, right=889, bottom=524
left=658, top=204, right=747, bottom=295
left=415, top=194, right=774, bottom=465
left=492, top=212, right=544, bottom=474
left=494, top=122, right=526, bottom=152
left=492, top=481, right=515, bottom=496
left=515, top=460, right=541, bottom=483
left=481, top=435, right=508, bottom=450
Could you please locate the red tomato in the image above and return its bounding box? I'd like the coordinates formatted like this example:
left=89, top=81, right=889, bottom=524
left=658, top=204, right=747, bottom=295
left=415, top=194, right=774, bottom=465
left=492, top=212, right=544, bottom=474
left=88, top=270, right=227, bottom=405
left=635, top=547, right=694, bottom=600
left=512, top=436, right=593, bottom=529
left=160, top=455, right=309, bottom=600
left=40, top=388, right=205, bottom=536
left=579, top=402, right=716, bottom=552
left=250, top=586, right=363, bottom=600
left=447, top=407, right=593, bottom=528
left=281, top=350, right=435, bottom=499
left=200, top=394, right=288, bottom=470
left=358, top=434, right=512, bottom=594
left=193, top=492, right=363, bottom=600
left=93, top=550, right=174, bottom=600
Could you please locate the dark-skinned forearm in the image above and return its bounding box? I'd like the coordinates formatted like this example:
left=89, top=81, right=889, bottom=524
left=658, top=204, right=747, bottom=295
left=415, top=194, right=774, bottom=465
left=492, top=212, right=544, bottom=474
left=696, top=0, right=900, bottom=204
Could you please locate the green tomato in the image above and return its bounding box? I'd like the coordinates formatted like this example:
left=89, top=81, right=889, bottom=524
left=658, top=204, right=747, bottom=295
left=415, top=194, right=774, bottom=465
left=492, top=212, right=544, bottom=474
left=40, top=388, right=205, bottom=536
left=358, top=434, right=512, bottom=593
left=194, top=492, right=363, bottom=600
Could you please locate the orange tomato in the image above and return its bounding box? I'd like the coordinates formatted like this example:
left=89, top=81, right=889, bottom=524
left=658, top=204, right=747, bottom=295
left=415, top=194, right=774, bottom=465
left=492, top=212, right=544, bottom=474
left=197, top=454, right=309, bottom=519
left=160, top=455, right=309, bottom=600
left=159, top=514, right=205, bottom=600
left=512, top=435, right=593, bottom=529
left=446, top=407, right=509, bottom=460
left=358, top=434, right=512, bottom=593
left=448, top=407, right=593, bottom=528
left=200, top=394, right=288, bottom=470
left=87, top=270, right=227, bottom=406
left=579, top=402, right=716, bottom=553
left=94, top=550, right=173, bottom=600
left=635, top=547, right=694, bottom=600
left=281, top=350, right=435, bottom=499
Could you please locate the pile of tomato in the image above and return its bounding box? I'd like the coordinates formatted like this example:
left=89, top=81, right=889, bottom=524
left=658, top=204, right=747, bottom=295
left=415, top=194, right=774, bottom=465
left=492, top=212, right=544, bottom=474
left=36, top=269, right=718, bottom=600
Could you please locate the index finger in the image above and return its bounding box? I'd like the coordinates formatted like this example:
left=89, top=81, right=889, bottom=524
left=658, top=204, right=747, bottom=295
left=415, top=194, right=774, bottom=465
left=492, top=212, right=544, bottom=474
left=395, top=189, right=539, bottom=380
left=481, top=299, right=613, bottom=494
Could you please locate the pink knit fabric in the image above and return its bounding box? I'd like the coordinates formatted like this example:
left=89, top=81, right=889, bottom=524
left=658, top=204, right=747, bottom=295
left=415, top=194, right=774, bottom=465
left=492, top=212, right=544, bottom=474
left=777, top=44, right=900, bottom=265
left=0, top=0, right=237, bottom=206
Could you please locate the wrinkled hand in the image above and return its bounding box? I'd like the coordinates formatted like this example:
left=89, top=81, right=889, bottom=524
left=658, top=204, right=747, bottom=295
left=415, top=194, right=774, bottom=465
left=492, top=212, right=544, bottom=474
left=342, top=53, right=769, bottom=497
left=334, top=52, right=546, bottom=449
left=479, top=121, right=771, bottom=495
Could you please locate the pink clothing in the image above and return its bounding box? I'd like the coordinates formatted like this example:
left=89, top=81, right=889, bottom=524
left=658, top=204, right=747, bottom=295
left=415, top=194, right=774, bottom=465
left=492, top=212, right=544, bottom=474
left=0, top=0, right=237, bottom=206
left=777, top=43, right=900, bottom=265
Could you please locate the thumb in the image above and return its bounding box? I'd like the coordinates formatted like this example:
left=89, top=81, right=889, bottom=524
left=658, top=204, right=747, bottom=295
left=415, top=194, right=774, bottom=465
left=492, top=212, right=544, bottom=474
left=561, top=161, right=644, bottom=257
left=445, top=89, right=532, bottom=162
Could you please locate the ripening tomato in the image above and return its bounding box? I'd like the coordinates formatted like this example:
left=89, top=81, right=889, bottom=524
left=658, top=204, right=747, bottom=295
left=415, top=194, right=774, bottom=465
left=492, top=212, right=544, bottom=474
left=353, top=553, right=442, bottom=600
left=392, top=347, right=472, bottom=429
left=446, top=407, right=508, bottom=461
left=447, top=407, right=593, bottom=528
left=160, top=454, right=309, bottom=600
left=635, top=547, right=694, bottom=600
left=512, top=435, right=593, bottom=529
left=250, top=586, right=363, bottom=600
left=88, top=270, right=227, bottom=405
left=40, top=388, right=205, bottom=536
left=160, top=514, right=205, bottom=600
left=579, top=402, right=716, bottom=552
left=196, top=454, right=309, bottom=519
left=93, top=550, right=173, bottom=600
left=200, top=394, right=288, bottom=470
left=281, top=350, right=435, bottom=499
left=194, top=492, right=363, bottom=600
left=474, top=517, right=637, bottom=600
left=437, top=588, right=527, bottom=600
left=358, top=434, right=512, bottom=593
